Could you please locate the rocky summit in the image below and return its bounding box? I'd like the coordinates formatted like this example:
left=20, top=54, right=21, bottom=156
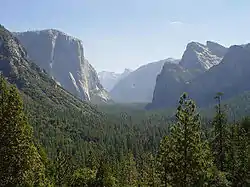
left=147, top=41, right=250, bottom=109
left=98, top=68, right=132, bottom=91
left=14, top=29, right=110, bottom=103
left=0, top=25, right=100, bottom=112
left=179, top=41, right=227, bottom=71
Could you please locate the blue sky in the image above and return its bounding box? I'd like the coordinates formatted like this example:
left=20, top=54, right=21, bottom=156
left=2, top=0, right=250, bottom=72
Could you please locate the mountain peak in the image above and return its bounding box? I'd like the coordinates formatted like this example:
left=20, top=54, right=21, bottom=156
left=206, top=41, right=228, bottom=57
left=0, top=25, right=94, bottom=109
left=14, top=29, right=82, bottom=46
left=98, top=69, right=131, bottom=91
left=186, top=42, right=206, bottom=51
left=206, top=40, right=221, bottom=46
left=180, top=41, right=227, bottom=70
left=14, top=29, right=111, bottom=103
left=149, top=40, right=250, bottom=109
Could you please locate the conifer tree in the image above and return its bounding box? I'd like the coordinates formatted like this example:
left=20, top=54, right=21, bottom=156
left=120, top=152, right=138, bottom=187
left=139, top=153, right=159, bottom=187
left=86, top=150, right=98, bottom=170
left=157, top=136, right=172, bottom=187
left=157, top=93, right=213, bottom=186
left=211, top=92, right=229, bottom=172
left=0, top=76, right=46, bottom=186
left=53, top=149, right=74, bottom=186
left=227, top=122, right=249, bottom=186
left=70, top=167, right=96, bottom=187
left=95, top=158, right=116, bottom=187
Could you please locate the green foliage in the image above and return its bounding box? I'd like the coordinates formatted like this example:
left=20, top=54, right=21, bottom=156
left=0, top=76, right=47, bottom=186
left=70, top=168, right=96, bottom=187
left=227, top=123, right=250, bottom=186
left=119, top=152, right=138, bottom=187
left=1, top=24, right=249, bottom=186
left=95, top=158, right=117, bottom=187
left=206, top=166, right=231, bottom=187
left=157, top=93, right=213, bottom=186
left=52, top=150, right=74, bottom=186
left=211, top=93, right=229, bottom=172
left=0, top=81, right=249, bottom=186
left=139, top=153, right=159, bottom=186
left=209, top=93, right=250, bottom=186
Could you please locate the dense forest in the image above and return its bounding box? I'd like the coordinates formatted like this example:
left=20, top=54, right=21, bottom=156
left=0, top=75, right=249, bottom=186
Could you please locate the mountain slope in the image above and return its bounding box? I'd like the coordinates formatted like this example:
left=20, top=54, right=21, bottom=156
left=148, top=42, right=250, bottom=109
left=147, top=41, right=229, bottom=109
left=146, top=62, right=196, bottom=109
left=110, top=58, right=179, bottom=103
left=14, top=29, right=110, bottom=103
left=187, top=44, right=250, bottom=106
left=1, top=26, right=97, bottom=111
left=0, top=24, right=108, bottom=161
left=179, top=41, right=227, bottom=71
left=98, top=68, right=131, bottom=91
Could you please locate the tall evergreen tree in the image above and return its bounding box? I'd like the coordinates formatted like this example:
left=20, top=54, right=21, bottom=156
left=227, top=122, right=249, bottom=186
left=70, top=167, right=96, bottom=187
left=119, top=152, right=138, bottom=187
left=157, top=136, right=172, bottom=187
left=211, top=92, right=229, bottom=172
left=139, top=153, right=159, bottom=187
left=52, top=149, right=74, bottom=186
left=86, top=150, right=98, bottom=170
left=0, top=76, right=47, bottom=186
left=95, top=158, right=116, bottom=187
left=157, top=93, right=213, bottom=186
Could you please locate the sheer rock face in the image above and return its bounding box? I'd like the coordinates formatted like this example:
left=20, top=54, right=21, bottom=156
left=146, top=62, right=196, bottom=109
left=0, top=25, right=99, bottom=111
left=14, top=29, right=110, bottom=103
left=186, top=44, right=250, bottom=106
left=147, top=41, right=230, bottom=109
left=179, top=41, right=227, bottom=71
left=148, top=41, right=250, bottom=109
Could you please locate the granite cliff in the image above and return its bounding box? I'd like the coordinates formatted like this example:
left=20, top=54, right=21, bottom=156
left=14, top=29, right=110, bottom=103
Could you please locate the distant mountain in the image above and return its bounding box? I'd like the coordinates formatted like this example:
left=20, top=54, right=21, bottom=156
left=13, top=29, right=110, bottom=103
left=110, top=58, right=180, bottom=103
left=179, top=41, right=227, bottom=71
left=187, top=44, right=250, bottom=106
left=147, top=41, right=250, bottom=109
left=0, top=25, right=100, bottom=113
left=0, top=25, right=113, bottom=163
left=98, top=68, right=132, bottom=91
left=147, top=62, right=196, bottom=109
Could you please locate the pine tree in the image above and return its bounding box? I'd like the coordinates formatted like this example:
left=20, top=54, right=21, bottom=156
left=227, top=122, right=249, bottom=186
left=139, top=153, right=159, bottom=187
left=227, top=123, right=237, bottom=181
left=95, top=158, right=116, bottom=187
left=157, top=136, right=172, bottom=187
left=157, top=93, right=213, bottom=186
left=70, top=167, right=96, bottom=187
left=86, top=150, right=98, bottom=170
left=0, top=76, right=46, bottom=186
left=120, top=152, right=138, bottom=187
left=53, top=149, right=74, bottom=186
left=211, top=92, right=229, bottom=172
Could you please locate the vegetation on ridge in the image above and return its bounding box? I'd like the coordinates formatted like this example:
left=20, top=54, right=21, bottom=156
left=1, top=74, right=249, bottom=186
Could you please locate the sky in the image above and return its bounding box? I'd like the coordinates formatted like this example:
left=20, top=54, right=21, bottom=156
left=1, top=0, right=250, bottom=72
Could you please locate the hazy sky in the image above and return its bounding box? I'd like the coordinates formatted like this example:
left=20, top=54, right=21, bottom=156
left=2, top=0, right=250, bottom=72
